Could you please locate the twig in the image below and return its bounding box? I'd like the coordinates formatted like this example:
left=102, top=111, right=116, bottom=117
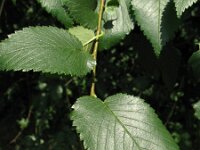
left=64, top=78, right=73, bottom=87
left=64, top=78, right=74, bottom=108
left=10, top=106, right=33, bottom=144
left=165, top=102, right=176, bottom=126
left=90, top=0, right=105, bottom=97
left=0, top=0, right=6, bottom=18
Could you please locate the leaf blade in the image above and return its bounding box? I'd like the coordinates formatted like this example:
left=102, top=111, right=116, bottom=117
left=99, top=0, right=134, bottom=50
left=69, top=26, right=95, bottom=51
left=37, top=0, right=73, bottom=27
left=72, top=93, right=179, bottom=150
left=69, top=26, right=95, bottom=45
left=161, top=1, right=180, bottom=45
left=0, top=26, right=95, bottom=76
left=174, top=0, right=198, bottom=17
left=66, top=0, right=98, bottom=29
left=131, top=0, right=169, bottom=56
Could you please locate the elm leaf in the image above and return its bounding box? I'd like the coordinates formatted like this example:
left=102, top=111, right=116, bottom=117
left=37, top=0, right=73, bottom=27
left=0, top=26, right=95, bottom=76
left=72, top=93, right=179, bottom=150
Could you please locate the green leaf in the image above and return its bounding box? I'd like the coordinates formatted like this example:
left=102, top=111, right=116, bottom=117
left=193, top=100, right=200, bottom=120
left=131, top=0, right=169, bottom=56
left=188, top=48, right=200, bottom=79
left=125, top=0, right=132, bottom=7
left=99, top=0, right=134, bottom=50
left=174, top=0, right=198, bottom=17
left=72, top=93, right=179, bottom=150
left=69, top=26, right=95, bottom=51
left=68, top=26, right=95, bottom=45
left=161, top=1, right=180, bottom=45
left=37, top=0, right=73, bottom=27
left=0, top=26, right=95, bottom=76
left=66, top=0, right=98, bottom=29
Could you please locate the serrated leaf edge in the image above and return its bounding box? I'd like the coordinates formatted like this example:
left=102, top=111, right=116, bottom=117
left=174, top=0, right=199, bottom=17
left=131, top=0, right=169, bottom=56
left=66, top=0, right=98, bottom=29
left=0, top=26, right=94, bottom=76
left=37, top=0, right=73, bottom=27
left=71, top=93, right=177, bottom=150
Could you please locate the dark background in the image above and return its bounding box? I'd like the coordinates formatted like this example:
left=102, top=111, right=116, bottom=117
left=0, top=0, right=200, bottom=150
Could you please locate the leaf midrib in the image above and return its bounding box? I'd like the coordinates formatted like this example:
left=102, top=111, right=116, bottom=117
left=103, top=101, right=142, bottom=150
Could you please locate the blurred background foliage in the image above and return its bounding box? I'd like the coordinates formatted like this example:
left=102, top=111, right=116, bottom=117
left=0, top=0, right=200, bottom=150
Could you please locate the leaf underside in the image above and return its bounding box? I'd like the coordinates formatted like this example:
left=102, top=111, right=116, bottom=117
left=0, top=26, right=95, bottom=76
left=69, top=26, right=95, bottom=51
left=72, top=94, right=179, bottom=150
left=66, top=0, right=98, bottom=29
left=37, top=0, right=73, bottom=27
left=173, top=0, right=199, bottom=17
left=69, top=26, right=95, bottom=45
left=99, top=0, right=134, bottom=50
left=131, top=0, right=169, bottom=56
